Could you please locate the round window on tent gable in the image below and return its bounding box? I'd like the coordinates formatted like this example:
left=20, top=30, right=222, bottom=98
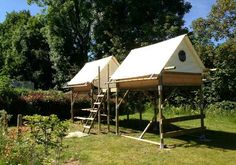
left=178, top=50, right=186, bottom=62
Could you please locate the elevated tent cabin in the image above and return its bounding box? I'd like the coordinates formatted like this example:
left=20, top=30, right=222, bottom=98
left=68, top=56, right=119, bottom=92
left=67, top=56, right=120, bottom=129
left=111, top=34, right=205, bottom=88
left=110, top=34, right=206, bottom=148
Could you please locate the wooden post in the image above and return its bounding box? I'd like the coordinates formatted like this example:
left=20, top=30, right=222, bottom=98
left=17, top=114, right=22, bottom=137
left=139, top=110, right=142, bottom=128
left=98, top=66, right=101, bottom=133
left=126, top=93, right=129, bottom=121
left=200, top=84, right=205, bottom=135
left=90, top=87, right=94, bottom=107
left=17, top=114, right=22, bottom=127
left=3, top=112, right=8, bottom=135
left=153, top=91, right=158, bottom=130
left=158, top=72, right=164, bottom=149
left=70, top=90, right=74, bottom=122
left=115, top=89, right=119, bottom=135
left=107, top=64, right=110, bottom=132
left=127, top=110, right=129, bottom=121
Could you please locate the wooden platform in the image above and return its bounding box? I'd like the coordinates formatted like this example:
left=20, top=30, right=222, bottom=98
left=116, top=72, right=202, bottom=90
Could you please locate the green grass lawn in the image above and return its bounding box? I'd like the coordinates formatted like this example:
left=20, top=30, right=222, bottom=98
left=62, top=110, right=236, bottom=165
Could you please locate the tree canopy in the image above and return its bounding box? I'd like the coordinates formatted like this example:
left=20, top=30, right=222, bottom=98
left=0, top=0, right=191, bottom=88
left=192, top=0, right=236, bottom=102
left=0, top=11, right=53, bottom=89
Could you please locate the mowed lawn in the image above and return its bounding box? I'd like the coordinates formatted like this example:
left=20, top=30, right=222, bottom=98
left=62, top=110, right=236, bottom=165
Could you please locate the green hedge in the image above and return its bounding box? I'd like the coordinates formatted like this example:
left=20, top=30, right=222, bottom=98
left=0, top=89, right=90, bottom=124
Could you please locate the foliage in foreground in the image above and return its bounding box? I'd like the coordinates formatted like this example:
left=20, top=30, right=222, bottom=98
left=0, top=112, right=69, bottom=165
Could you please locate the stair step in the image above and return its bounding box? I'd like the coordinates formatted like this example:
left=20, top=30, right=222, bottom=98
left=74, top=117, right=94, bottom=120
left=82, top=108, right=98, bottom=111
left=83, top=125, right=91, bottom=129
left=90, top=110, right=98, bottom=113
left=97, top=94, right=105, bottom=97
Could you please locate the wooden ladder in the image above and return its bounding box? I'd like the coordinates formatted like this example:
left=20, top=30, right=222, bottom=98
left=74, top=91, right=107, bottom=134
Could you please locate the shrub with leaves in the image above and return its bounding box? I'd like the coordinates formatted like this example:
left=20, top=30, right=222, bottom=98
left=24, top=114, right=69, bottom=162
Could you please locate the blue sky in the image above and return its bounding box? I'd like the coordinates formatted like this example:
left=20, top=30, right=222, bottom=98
left=184, top=0, right=216, bottom=28
left=0, top=0, right=216, bottom=29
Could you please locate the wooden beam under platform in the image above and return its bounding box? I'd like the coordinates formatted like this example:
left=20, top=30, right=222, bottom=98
left=163, top=114, right=205, bottom=124
left=163, top=127, right=206, bottom=138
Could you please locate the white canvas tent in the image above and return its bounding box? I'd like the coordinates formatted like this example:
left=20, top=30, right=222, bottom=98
left=111, top=34, right=206, bottom=89
left=68, top=56, right=119, bottom=92
left=110, top=34, right=206, bottom=149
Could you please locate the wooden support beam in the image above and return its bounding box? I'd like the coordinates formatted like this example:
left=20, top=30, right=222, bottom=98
left=121, top=135, right=161, bottom=145
left=163, top=114, right=205, bottom=124
left=98, top=66, right=101, bottom=134
left=116, top=89, right=129, bottom=135
left=158, top=72, right=164, bottom=149
left=163, top=127, right=206, bottom=138
left=115, top=89, right=119, bottom=135
left=107, top=64, right=110, bottom=132
left=90, top=87, right=94, bottom=107
left=200, top=84, right=205, bottom=136
left=117, top=90, right=129, bottom=109
left=70, top=90, right=74, bottom=122
left=139, top=120, right=153, bottom=139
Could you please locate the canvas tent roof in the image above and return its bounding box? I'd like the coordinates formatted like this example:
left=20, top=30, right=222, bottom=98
left=111, top=34, right=205, bottom=81
left=68, top=56, right=119, bottom=87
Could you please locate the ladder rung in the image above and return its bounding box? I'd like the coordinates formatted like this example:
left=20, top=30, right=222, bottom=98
left=101, top=114, right=107, bottom=117
left=97, top=94, right=105, bottom=97
left=94, top=102, right=101, bottom=105
left=83, top=125, right=91, bottom=129
left=74, top=117, right=94, bottom=120
left=90, top=110, right=98, bottom=113
left=81, top=108, right=98, bottom=111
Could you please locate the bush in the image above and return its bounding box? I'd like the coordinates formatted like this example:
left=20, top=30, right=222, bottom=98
left=206, top=101, right=236, bottom=117
left=0, top=111, right=69, bottom=164
left=0, top=87, right=90, bottom=124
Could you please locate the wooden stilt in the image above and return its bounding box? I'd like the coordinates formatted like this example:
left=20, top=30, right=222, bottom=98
left=98, top=66, right=101, bottom=133
left=139, top=110, right=142, bottom=128
left=90, top=86, right=94, bottom=107
left=158, top=72, right=164, bottom=149
left=153, top=91, right=158, bottom=130
left=115, top=89, right=119, bottom=135
left=70, top=90, right=74, bottom=122
left=107, top=64, right=110, bottom=132
left=200, top=84, right=205, bottom=136
left=126, top=94, right=129, bottom=121
left=127, top=110, right=129, bottom=121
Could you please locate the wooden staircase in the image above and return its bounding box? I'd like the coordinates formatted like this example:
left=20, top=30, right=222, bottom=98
left=74, top=91, right=107, bottom=134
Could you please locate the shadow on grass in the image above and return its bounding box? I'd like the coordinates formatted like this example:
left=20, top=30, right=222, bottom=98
left=115, top=119, right=236, bottom=150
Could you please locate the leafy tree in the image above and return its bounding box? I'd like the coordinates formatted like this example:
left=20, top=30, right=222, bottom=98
left=93, top=0, right=191, bottom=61
left=28, top=0, right=96, bottom=87
left=0, top=11, right=53, bottom=89
left=191, top=0, right=236, bottom=102
left=28, top=0, right=192, bottom=87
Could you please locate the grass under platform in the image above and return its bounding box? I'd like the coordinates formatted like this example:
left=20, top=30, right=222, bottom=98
left=62, top=110, right=236, bottom=165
